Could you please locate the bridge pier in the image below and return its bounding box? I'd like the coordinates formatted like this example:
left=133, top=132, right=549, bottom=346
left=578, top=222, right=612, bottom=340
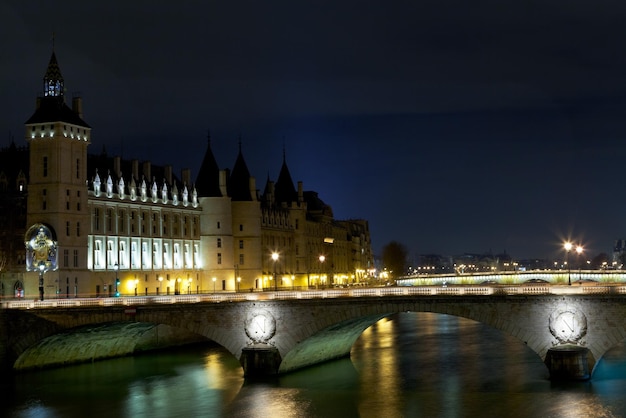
left=544, top=345, right=591, bottom=381
left=240, top=344, right=281, bottom=377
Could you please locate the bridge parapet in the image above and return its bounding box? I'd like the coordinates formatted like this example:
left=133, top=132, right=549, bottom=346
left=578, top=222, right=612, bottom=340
left=4, top=285, right=626, bottom=310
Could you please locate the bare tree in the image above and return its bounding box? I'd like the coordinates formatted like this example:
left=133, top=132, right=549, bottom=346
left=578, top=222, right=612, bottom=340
left=382, top=241, right=408, bottom=279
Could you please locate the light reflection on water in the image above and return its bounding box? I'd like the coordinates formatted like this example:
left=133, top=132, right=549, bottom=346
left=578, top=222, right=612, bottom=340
left=3, top=313, right=626, bottom=418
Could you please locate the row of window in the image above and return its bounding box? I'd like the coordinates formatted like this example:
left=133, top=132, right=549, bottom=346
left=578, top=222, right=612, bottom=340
left=92, top=207, right=199, bottom=239
left=216, top=238, right=245, bottom=249
left=41, top=156, right=82, bottom=180
left=91, top=238, right=200, bottom=270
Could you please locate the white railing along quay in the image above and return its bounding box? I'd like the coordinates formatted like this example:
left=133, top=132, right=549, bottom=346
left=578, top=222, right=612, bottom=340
left=2, top=285, right=626, bottom=310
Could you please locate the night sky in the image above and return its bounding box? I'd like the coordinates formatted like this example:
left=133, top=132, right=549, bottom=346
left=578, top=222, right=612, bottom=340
left=3, top=1, right=626, bottom=261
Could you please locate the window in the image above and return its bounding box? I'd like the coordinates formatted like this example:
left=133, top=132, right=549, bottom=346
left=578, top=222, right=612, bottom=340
left=295, top=244, right=299, bottom=256
left=296, top=219, right=299, bottom=229
left=119, top=210, right=125, bottom=233
left=217, top=238, right=222, bottom=248
left=107, top=209, right=113, bottom=232
left=66, top=221, right=70, bottom=236
left=239, top=224, right=243, bottom=231
left=76, top=222, right=80, bottom=236
left=239, top=240, right=244, bottom=249
left=73, top=250, right=79, bottom=267
left=63, top=249, right=69, bottom=267
left=239, top=254, right=244, bottom=265
left=217, top=221, right=220, bottom=229
left=43, top=157, right=48, bottom=177
left=94, top=208, right=100, bottom=231
left=217, top=253, right=222, bottom=265
left=76, top=159, right=80, bottom=179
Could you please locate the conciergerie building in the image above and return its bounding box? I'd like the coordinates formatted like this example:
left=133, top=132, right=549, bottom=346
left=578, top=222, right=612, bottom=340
left=0, top=49, right=374, bottom=299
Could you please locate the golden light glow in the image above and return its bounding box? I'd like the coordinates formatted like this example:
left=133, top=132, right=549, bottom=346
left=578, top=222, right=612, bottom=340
left=564, top=242, right=573, bottom=252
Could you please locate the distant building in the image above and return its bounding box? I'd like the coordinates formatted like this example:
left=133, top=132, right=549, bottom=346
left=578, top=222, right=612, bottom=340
left=0, top=49, right=374, bottom=298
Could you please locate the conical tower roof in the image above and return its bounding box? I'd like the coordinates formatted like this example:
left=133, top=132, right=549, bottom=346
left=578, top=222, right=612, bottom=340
left=228, top=141, right=253, bottom=201
left=195, top=132, right=222, bottom=197
left=25, top=49, right=90, bottom=127
left=274, top=149, right=297, bottom=203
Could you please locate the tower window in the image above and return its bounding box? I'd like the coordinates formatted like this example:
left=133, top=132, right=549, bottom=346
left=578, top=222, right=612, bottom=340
left=43, top=157, right=48, bottom=177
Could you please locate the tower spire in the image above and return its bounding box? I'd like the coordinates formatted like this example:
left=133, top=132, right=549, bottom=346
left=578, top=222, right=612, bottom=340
left=43, top=39, right=64, bottom=98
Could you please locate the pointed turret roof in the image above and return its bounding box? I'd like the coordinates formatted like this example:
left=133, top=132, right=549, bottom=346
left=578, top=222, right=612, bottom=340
left=195, top=132, right=222, bottom=197
left=44, top=51, right=64, bottom=97
left=274, top=148, right=297, bottom=203
left=228, top=140, right=253, bottom=201
left=25, top=49, right=90, bottom=127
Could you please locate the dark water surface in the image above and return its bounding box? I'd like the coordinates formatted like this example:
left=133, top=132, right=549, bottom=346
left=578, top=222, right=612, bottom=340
left=3, top=312, right=626, bottom=418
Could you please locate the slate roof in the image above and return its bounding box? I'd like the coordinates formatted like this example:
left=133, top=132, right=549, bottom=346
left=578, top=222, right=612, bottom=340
left=195, top=136, right=222, bottom=197
left=228, top=144, right=253, bottom=201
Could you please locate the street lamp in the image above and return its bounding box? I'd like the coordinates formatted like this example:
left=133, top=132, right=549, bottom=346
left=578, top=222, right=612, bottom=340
left=237, top=276, right=241, bottom=292
left=272, top=252, right=279, bottom=291
left=564, top=242, right=572, bottom=285
left=319, top=255, right=325, bottom=288
left=38, top=262, right=45, bottom=301
left=187, top=277, right=192, bottom=294
left=114, top=263, right=120, bottom=297
left=158, top=276, right=163, bottom=295
left=134, top=278, right=139, bottom=296
left=576, top=245, right=584, bottom=282
left=212, top=277, right=216, bottom=294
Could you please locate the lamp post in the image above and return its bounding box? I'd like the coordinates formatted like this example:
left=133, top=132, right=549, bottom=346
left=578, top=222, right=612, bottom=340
left=564, top=242, right=572, bottom=285
left=187, top=277, right=192, bottom=294
left=114, top=263, right=120, bottom=297
left=158, top=276, right=163, bottom=295
left=576, top=245, right=583, bottom=282
left=237, top=276, right=241, bottom=292
left=38, top=263, right=45, bottom=301
left=272, top=252, right=279, bottom=291
left=319, top=255, right=325, bottom=288
left=134, top=278, right=139, bottom=296
left=212, top=277, right=216, bottom=294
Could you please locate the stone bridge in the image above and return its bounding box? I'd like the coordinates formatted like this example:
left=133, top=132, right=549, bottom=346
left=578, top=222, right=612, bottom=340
left=2, top=287, right=626, bottom=380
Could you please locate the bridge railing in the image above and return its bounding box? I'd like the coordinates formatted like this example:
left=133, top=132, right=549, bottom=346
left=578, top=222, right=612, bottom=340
left=4, top=285, right=626, bottom=309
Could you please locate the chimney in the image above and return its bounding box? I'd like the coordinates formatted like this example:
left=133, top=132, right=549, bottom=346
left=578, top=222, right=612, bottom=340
left=249, top=177, right=257, bottom=201
left=298, top=181, right=303, bottom=203
left=72, top=96, right=83, bottom=119
left=219, top=170, right=228, bottom=196
left=143, top=161, right=151, bottom=181
left=132, top=159, right=139, bottom=181
left=164, top=165, right=173, bottom=185
left=181, top=168, right=191, bottom=186
left=113, top=156, right=121, bottom=178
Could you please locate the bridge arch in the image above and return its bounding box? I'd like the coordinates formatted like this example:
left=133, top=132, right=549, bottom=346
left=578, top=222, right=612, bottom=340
left=4, top=294, right=626, bottom=379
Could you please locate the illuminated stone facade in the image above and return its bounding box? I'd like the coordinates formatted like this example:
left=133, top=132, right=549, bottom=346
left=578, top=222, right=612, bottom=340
left=0, top=50, right=374, bottom=298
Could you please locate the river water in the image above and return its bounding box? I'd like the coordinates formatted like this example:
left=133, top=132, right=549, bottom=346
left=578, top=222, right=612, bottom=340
left=3, top=312, right=626, bottom=418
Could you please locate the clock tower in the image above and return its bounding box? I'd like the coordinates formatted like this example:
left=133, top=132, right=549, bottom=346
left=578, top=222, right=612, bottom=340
left=24, top=48, right=91, bottom=296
